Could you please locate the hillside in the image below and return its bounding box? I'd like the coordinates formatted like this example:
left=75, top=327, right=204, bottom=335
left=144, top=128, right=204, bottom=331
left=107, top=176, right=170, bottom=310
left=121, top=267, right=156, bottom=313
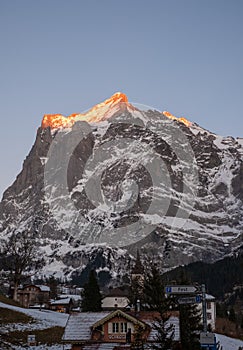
left=0, top=301, right=68, bottom=349
left=162, top=253, right=243, bottom=299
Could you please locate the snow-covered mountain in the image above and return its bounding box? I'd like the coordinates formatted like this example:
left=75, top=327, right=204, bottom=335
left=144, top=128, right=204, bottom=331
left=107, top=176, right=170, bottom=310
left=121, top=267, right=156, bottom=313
left=0, top=93, right=242, bottom=281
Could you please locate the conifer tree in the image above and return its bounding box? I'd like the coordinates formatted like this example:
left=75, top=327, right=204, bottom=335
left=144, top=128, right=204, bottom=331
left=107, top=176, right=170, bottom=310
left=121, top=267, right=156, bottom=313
left=130, top=250, right=145, bottom=308
left=47, top=275, right=58, bottom=299
left=177, top=273, right=201, bottom=350
left=179, top=303, right=201, bottom=350
left=81, top=269, right=102, bottom=311
left=151, top=312, right=175, bottom=350
left=144, top=265, right=165, bottom=311
left=143, top=265, right=175, bottom=350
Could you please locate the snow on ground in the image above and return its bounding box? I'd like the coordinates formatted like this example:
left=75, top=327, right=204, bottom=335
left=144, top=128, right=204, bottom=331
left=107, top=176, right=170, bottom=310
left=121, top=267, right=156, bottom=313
left=13, top=345, right=71, bottom=350
left=0, top=302, right=69, bottom=330
left=0, top=301, right=71, bottom=349
left=216, top=333, right=243, bottom=350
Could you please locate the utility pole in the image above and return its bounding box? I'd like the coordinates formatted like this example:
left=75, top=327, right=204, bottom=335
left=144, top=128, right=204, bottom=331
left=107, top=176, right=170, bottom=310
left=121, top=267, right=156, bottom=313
left=202, top=284, right=207, bottom=332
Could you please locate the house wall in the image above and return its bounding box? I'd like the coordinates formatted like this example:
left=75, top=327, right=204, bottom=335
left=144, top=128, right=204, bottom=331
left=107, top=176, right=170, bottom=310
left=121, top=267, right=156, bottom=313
left=206, top=300, right=216, bottom=330
left=16, top=285, right=50, bottom=308
left=102, top=297, right=129, bottom=309
left=71, top=345, right=82, bottom=350
left=197, top=299, right=216, bottom=330
left=92, top=315, right=136, bottom=343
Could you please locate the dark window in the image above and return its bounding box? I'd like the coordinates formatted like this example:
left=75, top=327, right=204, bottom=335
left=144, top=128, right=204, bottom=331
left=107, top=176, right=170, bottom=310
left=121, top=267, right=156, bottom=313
left=112, top=322, right=119, bottom=333
left=121, top=322, right=127, bottom=333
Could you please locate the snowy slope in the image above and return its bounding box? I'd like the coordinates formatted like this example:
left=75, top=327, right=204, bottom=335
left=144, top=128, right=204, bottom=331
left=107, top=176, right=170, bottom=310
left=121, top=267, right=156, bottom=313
left=216, top=333, right=243, bottom=350
left=0, top=301, right=68, bottom=330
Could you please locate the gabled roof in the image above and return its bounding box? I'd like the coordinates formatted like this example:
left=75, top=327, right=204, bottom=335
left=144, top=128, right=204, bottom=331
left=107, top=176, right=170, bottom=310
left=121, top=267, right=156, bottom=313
left=92, top=309, right=146, bottom=330
left=62, top=312, right=110, bottom=341
left=62, top=310, right=180, bottom=343
left=205, top=294, right=215, bottom=301
left=19, top=284, right=50, bottom=292
left=50, top=297, right=73, bottom=305
left=104, top=287, right=130, bottom=298
left=36, top=285, right=50, bottom=292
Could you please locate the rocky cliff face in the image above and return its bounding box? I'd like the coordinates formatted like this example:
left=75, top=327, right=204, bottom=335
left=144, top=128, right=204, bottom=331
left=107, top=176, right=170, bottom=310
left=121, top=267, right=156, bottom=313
left=0, top=93, right=242, bottom=281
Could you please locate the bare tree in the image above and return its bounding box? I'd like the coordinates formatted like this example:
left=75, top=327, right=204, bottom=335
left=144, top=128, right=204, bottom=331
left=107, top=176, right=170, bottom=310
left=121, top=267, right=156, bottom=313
left=1, top=230, right=45, bottom=301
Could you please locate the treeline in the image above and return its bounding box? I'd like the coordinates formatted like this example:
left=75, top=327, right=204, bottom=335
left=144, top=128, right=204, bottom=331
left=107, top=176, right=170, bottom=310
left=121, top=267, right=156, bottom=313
left=162, top=253, right=243, bottom=299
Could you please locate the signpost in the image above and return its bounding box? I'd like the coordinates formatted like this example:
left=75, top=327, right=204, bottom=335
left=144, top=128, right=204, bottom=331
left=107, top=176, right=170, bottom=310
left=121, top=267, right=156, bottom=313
left=165, top=283, right=208, bottom=338
left=200, top=332, right=215, bottom=345
left=177, top=295, right=201, bottom=305
left=200, top=332, right=217, bottom=350
left=165, top=285, right=199, bottom=294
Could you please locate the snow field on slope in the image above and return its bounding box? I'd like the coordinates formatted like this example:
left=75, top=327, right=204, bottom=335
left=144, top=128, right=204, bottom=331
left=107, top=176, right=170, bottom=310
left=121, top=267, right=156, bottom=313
left=0, top=302, right=68, bottom=330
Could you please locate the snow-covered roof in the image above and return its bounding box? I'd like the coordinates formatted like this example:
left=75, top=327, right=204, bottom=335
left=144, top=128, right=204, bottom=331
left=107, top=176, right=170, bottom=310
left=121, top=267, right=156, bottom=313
left=51, top=298, right=72, bottom=305
left=205, top=294, right=215, bottom=301
left=18, top=284, right=50, bottom=292
left=82, top=344, right=127, bottom=349
left=62, top=310, right=180, bottom=343
left=36, top=285, right=50, bottom=292
left=197, top=293, right=215, bottom=301
left=59, top=294, right=81, bottom=301
left=63, top=312, right=110, bottom=341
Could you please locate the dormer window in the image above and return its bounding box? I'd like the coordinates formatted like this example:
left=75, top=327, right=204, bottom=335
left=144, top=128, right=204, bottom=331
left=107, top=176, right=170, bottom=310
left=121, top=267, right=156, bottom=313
left=110, top=322, right=128, bottom=333
left=112, top=322, right=119, bottom=333
left=120, top=322, right=128, bottom=333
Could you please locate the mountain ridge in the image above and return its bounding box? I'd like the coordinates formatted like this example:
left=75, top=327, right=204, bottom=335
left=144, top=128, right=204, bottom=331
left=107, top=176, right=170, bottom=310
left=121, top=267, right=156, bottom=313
left=0, top=94, right=242, bottom=282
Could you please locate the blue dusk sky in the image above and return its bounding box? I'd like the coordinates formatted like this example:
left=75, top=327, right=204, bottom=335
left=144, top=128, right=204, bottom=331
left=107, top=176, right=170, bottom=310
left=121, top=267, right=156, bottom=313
left=0, top=0, right=242, bottom=198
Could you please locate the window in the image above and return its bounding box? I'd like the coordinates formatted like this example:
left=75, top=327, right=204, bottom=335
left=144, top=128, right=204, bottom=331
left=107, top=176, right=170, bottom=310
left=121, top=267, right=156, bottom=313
left=112, top=322, right=119, bottom=333
left=206, top=302, right=211, bottom=309
left=111, top=322, right=128, bottom=333
left=96, top=325, right=102, bottom=332
left=207, top=312, right=212, bottom=320
left=120, top=322, right=127, bottom=333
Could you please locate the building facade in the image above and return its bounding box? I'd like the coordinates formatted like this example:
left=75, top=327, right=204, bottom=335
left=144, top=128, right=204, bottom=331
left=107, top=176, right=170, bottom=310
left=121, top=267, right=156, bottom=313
left=197, top=294, right=216, bottom=330
left=62, top=309, right=180, bottom=350
left=102, top=288, right=130, bottom=311
left=16, top=284, right=50, bottom=308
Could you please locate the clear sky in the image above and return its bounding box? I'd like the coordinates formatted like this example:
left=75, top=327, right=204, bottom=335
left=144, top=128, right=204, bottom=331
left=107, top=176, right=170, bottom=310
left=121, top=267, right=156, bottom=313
left=0, top=0, right=242, bottom=198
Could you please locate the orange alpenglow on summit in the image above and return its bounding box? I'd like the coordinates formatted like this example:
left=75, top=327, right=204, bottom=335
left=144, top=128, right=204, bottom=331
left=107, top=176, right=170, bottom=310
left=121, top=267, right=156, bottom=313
left=162, top=111, right=192, bottom=127
left=41, top=92, right=128, bottom=129
left=41, top=92, right=191, bottom=129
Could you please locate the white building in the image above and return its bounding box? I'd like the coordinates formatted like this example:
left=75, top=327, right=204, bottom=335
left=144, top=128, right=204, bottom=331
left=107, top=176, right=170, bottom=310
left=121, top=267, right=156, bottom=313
left=102, top=288, right=130, bottom=310
left=198, top=294, right=216, bottom=330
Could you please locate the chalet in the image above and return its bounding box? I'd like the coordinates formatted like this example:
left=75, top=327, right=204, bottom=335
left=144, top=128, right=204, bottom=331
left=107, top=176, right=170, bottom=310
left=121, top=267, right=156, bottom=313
left=16, top=284, right=50, bottom=308
left=62, top=309, right=180, bottom=349
left=102, top=288, right=130, bottom=311
left=50, top=297, right=75, bottom=313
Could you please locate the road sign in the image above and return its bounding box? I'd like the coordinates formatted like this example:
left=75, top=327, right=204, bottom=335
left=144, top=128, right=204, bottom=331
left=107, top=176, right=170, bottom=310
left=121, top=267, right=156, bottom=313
left=165, top=285, right=199, bottom=294
left=27, top=334, right=36, bottom=346
left=200, top=345, right=217, bottom=350
left=200, top=332, right=215, bottom=345
left=177, top=295, right=201, bottom=304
